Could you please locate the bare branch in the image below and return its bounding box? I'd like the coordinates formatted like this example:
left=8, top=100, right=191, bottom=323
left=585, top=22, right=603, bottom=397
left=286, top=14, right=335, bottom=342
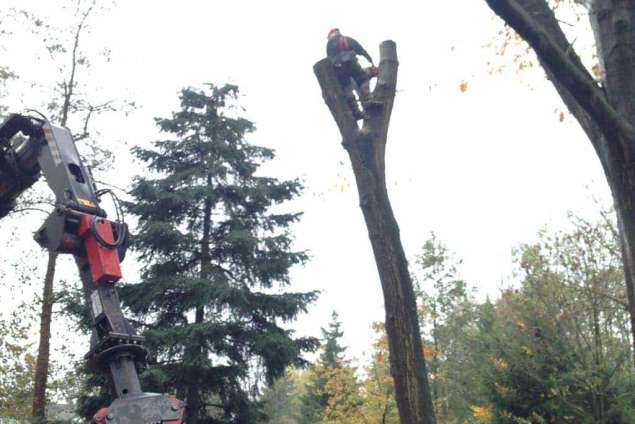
left=61, top=0, right=95, bottom=127
left=364, top=41, right=399, bottom=176
left=93, top=179, right=129, bottom=195
left=10, top=206, right=50, bottom=215
left=485, top=0, right=635, bottom=145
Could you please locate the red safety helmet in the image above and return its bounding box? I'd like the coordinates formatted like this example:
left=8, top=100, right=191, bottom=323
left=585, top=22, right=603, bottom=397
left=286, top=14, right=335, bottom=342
left=327, top=28, right=340, bottom=39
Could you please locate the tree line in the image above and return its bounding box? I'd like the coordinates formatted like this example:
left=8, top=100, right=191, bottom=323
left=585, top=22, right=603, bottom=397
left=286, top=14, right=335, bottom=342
left=261, top=212, right=635, bottom=424
left=4, top=203, right=634, bottom=422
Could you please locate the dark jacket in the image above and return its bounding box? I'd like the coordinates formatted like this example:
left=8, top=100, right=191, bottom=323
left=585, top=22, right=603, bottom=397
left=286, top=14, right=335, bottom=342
left=326, top=35, right=373, bottom=66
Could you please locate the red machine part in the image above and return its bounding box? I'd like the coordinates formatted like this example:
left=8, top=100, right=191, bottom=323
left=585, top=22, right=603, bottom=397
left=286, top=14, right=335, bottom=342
left=91, top=407, right=108, bottom=424
left=78, top=215, right=122, bottom=284
left=91, top=396, right=184, bottom=423
left=165, top=395, right=185, bottom=423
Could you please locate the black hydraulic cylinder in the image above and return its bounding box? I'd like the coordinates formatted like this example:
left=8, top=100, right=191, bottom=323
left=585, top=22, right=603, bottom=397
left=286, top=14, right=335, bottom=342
left=75, top=254, right=146, bottom=398
left=0, top=114, right=44, bottom=217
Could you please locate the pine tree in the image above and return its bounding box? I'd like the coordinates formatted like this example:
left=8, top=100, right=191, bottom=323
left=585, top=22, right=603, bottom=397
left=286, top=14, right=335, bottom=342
left=260, top=370, right=304, bottom=424
left=299, top=311, right=361, bottom=424
left=122, top=83, right=318, bottom=423
left=320, top=311, right=345, bottom=368
left=414, top=234, right=477, bottom=422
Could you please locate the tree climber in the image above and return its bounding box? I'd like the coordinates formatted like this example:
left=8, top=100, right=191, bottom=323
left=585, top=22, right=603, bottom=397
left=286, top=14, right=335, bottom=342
left=326, top=28, right=379, bottom=120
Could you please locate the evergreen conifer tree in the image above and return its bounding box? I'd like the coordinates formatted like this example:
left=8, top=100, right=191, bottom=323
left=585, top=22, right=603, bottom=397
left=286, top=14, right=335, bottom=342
left=122, top=83, right=318, bottom=423
left=299, top=311, right=357, bottom=424
left=319, top=311, right=345, bottom=367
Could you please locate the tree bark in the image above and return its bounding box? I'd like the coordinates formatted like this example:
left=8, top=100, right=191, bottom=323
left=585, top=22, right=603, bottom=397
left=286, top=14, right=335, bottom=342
left=185, top=304, right=205, bottom=424
left=483, top=0, right=635, bottom=365
left=314, top=41, right=437, bottom=424
left=31, top=5, right=96, bottom=419
left=186, top=187, right=212, bottom=424
left=31, top=250, right=57, bottom=422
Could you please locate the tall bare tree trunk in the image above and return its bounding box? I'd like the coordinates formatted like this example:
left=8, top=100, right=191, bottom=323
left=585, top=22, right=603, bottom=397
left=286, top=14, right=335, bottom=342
left=314, top=40, right=436, bottom=424
left=31, top=250, right=57, bottom=422
left=483, top=0, right=635, bottom=366
left=30, top=5, right=96, bottom=419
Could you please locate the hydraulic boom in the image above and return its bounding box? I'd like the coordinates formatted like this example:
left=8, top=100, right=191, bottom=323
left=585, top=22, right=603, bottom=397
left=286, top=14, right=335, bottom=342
left=0, top=114, right=185, bottom=424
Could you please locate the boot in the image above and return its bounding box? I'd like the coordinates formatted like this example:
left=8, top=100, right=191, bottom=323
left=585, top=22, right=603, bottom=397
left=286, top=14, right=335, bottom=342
left=358, top=82, right=382, bottom=110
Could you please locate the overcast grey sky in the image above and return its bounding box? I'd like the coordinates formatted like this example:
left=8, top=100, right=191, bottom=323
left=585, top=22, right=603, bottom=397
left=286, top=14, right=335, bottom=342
left=1, top=0, right=610, bottom=362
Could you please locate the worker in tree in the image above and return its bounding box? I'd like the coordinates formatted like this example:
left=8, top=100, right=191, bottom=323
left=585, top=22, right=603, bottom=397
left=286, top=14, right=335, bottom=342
left=326, top=28, right=379, bottom=120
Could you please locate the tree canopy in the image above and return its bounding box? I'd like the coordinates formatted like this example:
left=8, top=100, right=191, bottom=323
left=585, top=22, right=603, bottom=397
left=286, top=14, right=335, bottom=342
left=119, top=83, right=319, bottom=423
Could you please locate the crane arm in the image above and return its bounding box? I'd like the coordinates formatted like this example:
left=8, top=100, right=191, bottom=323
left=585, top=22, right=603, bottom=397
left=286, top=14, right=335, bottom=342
left=0, top=114, right=185, bottom=424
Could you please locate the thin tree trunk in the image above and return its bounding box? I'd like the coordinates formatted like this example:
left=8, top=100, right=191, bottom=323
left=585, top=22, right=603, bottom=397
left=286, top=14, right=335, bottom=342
left=185, top=305, right=205, bottom=424
left=60, top=2, right=94, bottom=128
left=431, top=310, right=440, bottom=417
left=314, top=40, right=436, bottom=424
left=187, top=187, right=213, bottom=423
left=31, top=250, right=57, bottom=422
left=614, top=199, right=635, bottom=363
left=30, top=6, right=96, bottom=419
